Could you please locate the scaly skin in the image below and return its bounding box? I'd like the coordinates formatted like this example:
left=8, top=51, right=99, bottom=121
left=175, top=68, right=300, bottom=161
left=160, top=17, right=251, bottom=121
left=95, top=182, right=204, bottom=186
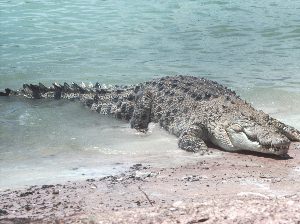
left=1, top=76, right=300, bottom=156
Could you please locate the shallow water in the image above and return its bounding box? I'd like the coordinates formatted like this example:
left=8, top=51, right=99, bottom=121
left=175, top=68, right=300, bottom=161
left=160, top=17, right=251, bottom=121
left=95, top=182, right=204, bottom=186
left=0, top=0, right=300, bottom=188
left=0, top=98, right=215, bottom=189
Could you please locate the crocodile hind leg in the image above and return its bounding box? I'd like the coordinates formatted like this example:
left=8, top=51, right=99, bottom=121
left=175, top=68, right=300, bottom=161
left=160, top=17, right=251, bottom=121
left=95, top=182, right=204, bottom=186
left=130, top=89, right=153, bottom=132
left=178, top=124, right=209, bottom=154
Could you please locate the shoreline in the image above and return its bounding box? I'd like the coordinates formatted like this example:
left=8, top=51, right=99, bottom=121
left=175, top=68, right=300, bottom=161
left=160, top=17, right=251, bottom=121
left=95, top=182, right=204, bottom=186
left=1, top=143, right=300, bottom=223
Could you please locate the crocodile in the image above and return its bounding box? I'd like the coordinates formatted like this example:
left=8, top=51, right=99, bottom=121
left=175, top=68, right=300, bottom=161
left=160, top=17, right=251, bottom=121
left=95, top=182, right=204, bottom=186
left=1, top=76, right=299, bottom=156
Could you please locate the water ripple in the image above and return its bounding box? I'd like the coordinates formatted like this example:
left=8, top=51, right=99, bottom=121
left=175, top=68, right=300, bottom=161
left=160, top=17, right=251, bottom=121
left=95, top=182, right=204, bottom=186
left=0, top=0, right=299, bottom=90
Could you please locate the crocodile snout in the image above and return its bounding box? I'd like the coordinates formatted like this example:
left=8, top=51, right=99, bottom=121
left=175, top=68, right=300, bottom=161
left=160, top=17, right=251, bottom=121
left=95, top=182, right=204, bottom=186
left=226, top=121, right=290, bottom=155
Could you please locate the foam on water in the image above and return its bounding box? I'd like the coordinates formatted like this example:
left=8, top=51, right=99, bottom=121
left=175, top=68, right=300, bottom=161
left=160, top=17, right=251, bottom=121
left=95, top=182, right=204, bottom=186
left=0, top=98, right=215, bottom=189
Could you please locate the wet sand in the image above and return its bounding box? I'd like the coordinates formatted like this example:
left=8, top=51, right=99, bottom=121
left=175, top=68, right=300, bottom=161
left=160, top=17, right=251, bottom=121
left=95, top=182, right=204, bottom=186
left=1, top=143, right=300, bottom=223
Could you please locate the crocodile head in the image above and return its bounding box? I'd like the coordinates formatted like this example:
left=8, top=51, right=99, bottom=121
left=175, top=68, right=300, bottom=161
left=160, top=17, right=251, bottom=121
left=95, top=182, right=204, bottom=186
left=225, top=119, right=290, bottom=155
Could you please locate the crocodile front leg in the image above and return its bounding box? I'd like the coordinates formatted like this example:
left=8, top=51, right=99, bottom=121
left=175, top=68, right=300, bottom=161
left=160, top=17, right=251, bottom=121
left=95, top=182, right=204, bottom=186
left=130, top=89, right=153, bottom=132
left=178, top=124, right=209, bottom=153
left=208, top=124, right=236, bottom=152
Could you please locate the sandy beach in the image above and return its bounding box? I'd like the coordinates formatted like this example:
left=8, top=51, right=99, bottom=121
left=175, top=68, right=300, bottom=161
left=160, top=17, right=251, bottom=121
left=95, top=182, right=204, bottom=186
left=1, top=0, right=300, bottom=223
left=1, top=143, right=300, bottom=223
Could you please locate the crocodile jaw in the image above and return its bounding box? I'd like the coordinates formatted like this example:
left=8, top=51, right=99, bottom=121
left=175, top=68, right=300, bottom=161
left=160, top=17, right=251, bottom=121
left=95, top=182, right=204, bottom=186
left=226, top=127, right=290, bottom=155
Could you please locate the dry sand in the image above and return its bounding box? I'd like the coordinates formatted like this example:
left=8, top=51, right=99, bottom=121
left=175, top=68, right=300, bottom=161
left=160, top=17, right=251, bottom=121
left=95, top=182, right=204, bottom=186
left=1, top=143, right=300, bottom=223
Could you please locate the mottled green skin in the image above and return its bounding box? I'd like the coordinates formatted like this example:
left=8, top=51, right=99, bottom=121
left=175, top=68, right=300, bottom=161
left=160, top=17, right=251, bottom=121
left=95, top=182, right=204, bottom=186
left=2, top=76, right=300, bottom=156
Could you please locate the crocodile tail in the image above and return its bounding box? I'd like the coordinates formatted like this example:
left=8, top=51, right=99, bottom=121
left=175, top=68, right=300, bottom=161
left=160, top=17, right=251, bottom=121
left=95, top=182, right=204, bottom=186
left=0, top=88, right=11, bottom=96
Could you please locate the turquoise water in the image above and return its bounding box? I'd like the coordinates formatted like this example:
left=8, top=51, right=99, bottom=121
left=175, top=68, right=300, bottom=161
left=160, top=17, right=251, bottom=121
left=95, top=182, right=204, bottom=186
left=0, top=98, right=207, bottom=189
left=1, top=0, right=300, bottom=88
left=1, top=0, right=300, bottom=188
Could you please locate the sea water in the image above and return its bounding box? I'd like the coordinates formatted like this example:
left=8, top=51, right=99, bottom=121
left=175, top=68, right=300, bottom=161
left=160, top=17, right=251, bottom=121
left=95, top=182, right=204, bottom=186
left=0, top=0, right=300, bottom=189
left=0, top=98, right=206, bottom=188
